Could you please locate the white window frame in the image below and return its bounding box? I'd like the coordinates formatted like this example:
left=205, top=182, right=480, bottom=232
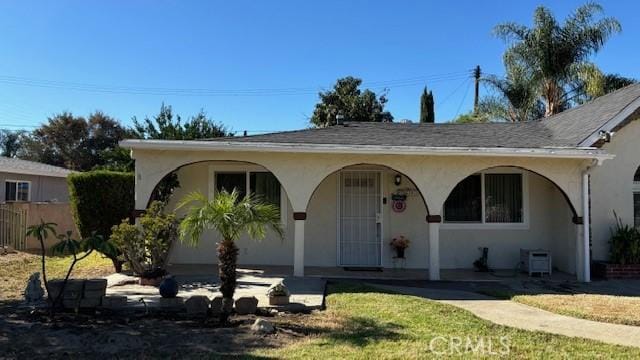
left=4, top=180, right=31, bottom=202
left=208, top=165, right=287, bottom=226
left=441, top=169, right=529, bottom=230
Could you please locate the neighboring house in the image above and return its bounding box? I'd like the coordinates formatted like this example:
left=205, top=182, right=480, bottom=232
left=0, top=157, right=72, bottom=203
left=0, top=157, right=76, bottom=249
left=121, top=83, right=640, bottom=283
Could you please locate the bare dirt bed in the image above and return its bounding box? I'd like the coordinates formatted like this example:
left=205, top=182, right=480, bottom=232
left=0, top=304, right=312, bottom=358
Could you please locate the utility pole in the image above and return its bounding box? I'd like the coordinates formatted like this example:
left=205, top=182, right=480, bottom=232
left=473, top=65, right=481, bottom=113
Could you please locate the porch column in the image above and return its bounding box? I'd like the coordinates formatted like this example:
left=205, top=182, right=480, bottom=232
left=293, top=212, right=306, bottom=277
left=574, top=217, right=585, bottom=281
left=578, top=171, right=591, bottom=282
left=427, top=215, right=441, bottom=281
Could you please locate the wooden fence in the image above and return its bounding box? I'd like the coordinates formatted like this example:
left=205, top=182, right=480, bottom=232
left=0, top=205, right=28, bottom=250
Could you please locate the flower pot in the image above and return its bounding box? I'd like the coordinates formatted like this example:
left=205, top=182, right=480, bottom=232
left=268, top=295, right=290, bottom=305
left=395, top=247, right=405, bottom=259
left=159, top=276, right=179, bottom=298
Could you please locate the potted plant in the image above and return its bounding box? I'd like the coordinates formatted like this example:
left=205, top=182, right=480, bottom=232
left=266, top=282, right=290, bottom=305
left=390, top=235, right=410, bottom=259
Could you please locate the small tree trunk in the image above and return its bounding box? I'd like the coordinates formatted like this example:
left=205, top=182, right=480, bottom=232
left=217, top=239, right=238, bottom=323
left=108, top=255, right=123, bottom=273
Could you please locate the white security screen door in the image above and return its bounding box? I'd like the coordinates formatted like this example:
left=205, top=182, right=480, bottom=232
left=339, top=171, right=382, bottom=266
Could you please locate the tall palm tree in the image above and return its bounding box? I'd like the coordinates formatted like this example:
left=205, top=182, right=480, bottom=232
left=480, top=64, right=545, bottom=122
left=177, top=190, right=283, bottom=322
left=494, top=3, right=621, bottom=117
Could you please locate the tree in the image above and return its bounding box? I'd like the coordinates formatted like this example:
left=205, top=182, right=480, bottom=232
left=419, top=87, right=435, bottom=123
left=310, top=77, right=393, bottom=127
left=452, top=112, right=489, bottom=124
left=494, top=3, right=621, bottom=117
left=0, top=129, right=26, bottom=157
left=19, top=111, right=127, bottom=171
left=177, top=190, right=283, bottom=323
left=131, top=103, right=229, bottom=140
left=480, top=64, right=545, bottom=122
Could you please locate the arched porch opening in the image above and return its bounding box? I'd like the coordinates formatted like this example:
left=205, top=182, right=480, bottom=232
left=303, top=163, right=431, bottom=271
left=148, top=160, right=296, bottom=268
left=438, top=165, right=579, bottom=277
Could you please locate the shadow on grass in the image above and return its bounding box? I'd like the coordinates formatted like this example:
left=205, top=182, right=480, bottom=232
left=327, top=315, right=406, bottom=347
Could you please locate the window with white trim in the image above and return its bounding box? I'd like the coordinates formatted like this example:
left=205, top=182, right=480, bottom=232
left=444, top=172, right=525, bottom=224
left=633, top=167, right=640, bottom=228
left=215, top=171, right=281, bottom=213
left=5, top=180, right=30, bottom=202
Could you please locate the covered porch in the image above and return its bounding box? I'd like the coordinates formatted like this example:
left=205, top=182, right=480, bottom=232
left=125, top=140, right=606, bottom=283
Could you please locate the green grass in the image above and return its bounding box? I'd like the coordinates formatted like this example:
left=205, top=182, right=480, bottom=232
left=0, top=251, right=114, bottom=301
left=257, top=283, right=640, bottom=359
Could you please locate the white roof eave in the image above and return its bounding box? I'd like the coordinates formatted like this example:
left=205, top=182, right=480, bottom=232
left=119, top=139, right=614, bottom=161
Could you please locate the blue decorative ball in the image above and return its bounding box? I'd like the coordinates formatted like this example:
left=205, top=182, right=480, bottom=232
left=159, top=275, right=179, bottom=298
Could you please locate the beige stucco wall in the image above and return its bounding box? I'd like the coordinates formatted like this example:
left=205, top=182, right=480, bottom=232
left=590, top=118, right=640, bottom=261
left=163, top=161, right=576, bottom=272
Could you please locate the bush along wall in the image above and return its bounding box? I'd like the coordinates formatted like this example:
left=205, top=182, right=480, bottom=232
left=67, top=170, right=134, bottom=272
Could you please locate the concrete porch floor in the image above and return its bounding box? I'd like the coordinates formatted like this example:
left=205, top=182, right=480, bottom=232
left=166, top=264, right=576, bottom=282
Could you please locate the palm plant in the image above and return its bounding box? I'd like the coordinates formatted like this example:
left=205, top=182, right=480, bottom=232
left=26, top=220, right=57, bottom=303
left=480, top=64, right=545, bottom=122
left=494, top=2, right=621, bottom=116
left=177, top=190, right=284, bottom=322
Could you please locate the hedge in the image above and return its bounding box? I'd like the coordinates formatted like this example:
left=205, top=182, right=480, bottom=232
left=67, top=170, right=135, bottom=240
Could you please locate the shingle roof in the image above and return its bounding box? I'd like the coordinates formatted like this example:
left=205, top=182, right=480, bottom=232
left=210, top=83, right=640, bottom=149
left=0, top=157, right=73, bottom=178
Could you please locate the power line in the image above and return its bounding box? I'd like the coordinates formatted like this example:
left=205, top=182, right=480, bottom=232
left=0, top=72, right=470, bottom=97
left=454, top=80, right=473, bottom=119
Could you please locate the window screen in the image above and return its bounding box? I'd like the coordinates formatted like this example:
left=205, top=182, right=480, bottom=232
left=485, top=174, right=523, bottom=223
left=250, top=172, right=281, bottom=210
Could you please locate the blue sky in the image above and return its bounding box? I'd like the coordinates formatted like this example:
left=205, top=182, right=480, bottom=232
left=0, top=1, right=638, bottom=134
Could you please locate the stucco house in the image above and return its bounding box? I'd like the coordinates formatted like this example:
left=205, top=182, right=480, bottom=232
left=121, top=83, right=640, bottom=283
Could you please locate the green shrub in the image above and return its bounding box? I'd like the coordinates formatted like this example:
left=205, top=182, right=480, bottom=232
left=610, top=212, right=640, bottom=264
left=68, top=170, right=134, bottom=271
left=110, top=201, right=178, bottom=276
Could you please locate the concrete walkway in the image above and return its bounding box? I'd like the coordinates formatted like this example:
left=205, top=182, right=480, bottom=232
left=370, top=284, right=640, bottom=348
left=104, top=270, right=326, bottom=312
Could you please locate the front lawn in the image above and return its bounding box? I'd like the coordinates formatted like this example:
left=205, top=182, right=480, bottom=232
left=257, top=283, right=640, bottom=358
left=0, top=251, right=114, bottom=301
left=512, top=293, right=640, bottom=327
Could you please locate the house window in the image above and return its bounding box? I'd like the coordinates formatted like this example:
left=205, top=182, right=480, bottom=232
left=215, top=171, right=282, bottom=213
left=5, top=180, right=30, bottom=202
left=250, top=172, right=281, bottom=209
left=444, top=172, right=525, bottom=224
left=443, top=174, right=482, bottom=222
left=215, top=172, right=247, bottom=199
left=634, top=167, right=640, bottom=227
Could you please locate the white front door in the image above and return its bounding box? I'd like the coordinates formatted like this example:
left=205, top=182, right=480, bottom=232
left=339, top=170, right=382, bottom=266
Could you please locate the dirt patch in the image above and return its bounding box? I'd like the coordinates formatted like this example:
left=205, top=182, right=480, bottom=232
left=0, top=251, right=37, bottom=264
left=0, top=304, right=312, bottom=358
